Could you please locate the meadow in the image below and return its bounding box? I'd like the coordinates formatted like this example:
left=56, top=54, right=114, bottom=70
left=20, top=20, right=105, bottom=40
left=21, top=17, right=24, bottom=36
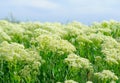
left=0, top=20, right=120, bottom=83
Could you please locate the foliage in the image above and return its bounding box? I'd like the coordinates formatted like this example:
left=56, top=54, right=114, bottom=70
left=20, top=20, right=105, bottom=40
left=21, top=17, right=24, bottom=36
left=0, top=20, right=120, bottom=83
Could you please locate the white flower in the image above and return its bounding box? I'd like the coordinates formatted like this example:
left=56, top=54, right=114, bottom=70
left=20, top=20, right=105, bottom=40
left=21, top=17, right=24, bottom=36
left=94, top=70, right=118, bottom=81
left=86, top=81, right=93, bottom=83
left=65, top=54, right=93, bottom=70
left=64, top=80, right=78, bottom=83
left=36, top=35, right=76, bottom=54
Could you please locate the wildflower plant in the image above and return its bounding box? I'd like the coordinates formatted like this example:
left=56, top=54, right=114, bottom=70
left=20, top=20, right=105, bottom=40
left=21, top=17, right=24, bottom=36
left=0, top=41, right=43, bottom=82
left=94, top=70, right=118, bottom=83
left=0, top=20, right=120, bottom=83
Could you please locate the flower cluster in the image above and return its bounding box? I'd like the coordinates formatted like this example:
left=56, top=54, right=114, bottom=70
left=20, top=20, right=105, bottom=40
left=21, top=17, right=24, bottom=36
left=65, top=53, right=93, bottom=70
left=101, top=36, right=120, bottom=65
left=36, top=35, right=76, bottom=55
left=40, top=22, right=67, bottom=37
left=0, top=28, right=11, bottom=42
left=57, top=80, right=78, bottom=83
left=0, top=41, right=43, bottom=81
left=86, top=81, right=93, bottom=83
left=94, top=70, right=118, bottom=82
left=64, top=80, right=78, bottom=83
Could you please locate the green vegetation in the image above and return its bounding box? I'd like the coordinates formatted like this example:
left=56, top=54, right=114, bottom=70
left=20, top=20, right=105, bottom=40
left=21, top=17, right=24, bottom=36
left=0, top=20, right=120, bottom=83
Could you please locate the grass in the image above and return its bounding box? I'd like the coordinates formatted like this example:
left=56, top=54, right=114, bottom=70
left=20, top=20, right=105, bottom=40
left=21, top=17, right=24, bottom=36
left=0, top=20, right=120, bottom=83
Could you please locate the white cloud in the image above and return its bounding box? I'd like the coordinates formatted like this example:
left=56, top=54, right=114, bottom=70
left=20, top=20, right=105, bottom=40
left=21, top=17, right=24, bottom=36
left=11, top=0, right=60, bottom=9
left=60, top=0, right=120, bottom=14
left=65, top=0, right=120, bottom=8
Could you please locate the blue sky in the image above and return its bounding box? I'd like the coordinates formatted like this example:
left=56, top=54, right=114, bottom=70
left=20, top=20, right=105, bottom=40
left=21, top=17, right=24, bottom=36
left=0, top=0, right=120, bottom=24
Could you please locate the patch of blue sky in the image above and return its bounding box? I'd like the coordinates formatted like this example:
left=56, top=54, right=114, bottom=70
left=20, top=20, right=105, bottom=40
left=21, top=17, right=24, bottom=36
left=0, top=0, right=120, bottom=24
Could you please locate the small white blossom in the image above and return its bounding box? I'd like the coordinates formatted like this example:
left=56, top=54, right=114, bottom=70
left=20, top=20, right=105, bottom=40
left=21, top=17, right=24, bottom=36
left=64, top=80, right=78, bottom=83
left=65, top=54, right=93, bottom=70
left=94, top=70, right=118, bottom=81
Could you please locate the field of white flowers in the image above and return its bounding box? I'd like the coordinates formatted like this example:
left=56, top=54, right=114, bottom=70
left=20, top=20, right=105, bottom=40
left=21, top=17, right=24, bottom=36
left=0, top=20, right=120, bottom=83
